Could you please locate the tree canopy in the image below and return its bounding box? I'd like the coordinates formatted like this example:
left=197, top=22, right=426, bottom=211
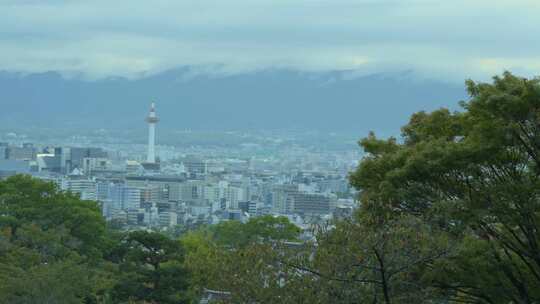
left=0, top=175, right=190, bottom=304
left=349, top=72, right=540, bottom=303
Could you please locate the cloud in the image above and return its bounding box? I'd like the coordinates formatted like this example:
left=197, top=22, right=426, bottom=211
left=0, top=0, right=539, bottom=81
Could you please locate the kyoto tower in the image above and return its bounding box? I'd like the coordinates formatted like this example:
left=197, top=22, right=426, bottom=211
left=145, top=102, right=159, bottom=163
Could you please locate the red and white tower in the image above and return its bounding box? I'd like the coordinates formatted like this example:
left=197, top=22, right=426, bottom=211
left=145, top=102, right=159, bottom=163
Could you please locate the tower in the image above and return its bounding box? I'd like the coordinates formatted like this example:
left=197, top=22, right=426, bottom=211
left=145, top=102, right=159, bottom=163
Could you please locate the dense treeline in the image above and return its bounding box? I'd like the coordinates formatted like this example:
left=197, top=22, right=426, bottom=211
left=1, top=72, right=539, bottom=303
left=348, top=71, right=540, bottom=303
left=0, top=175, right=190, bottom=304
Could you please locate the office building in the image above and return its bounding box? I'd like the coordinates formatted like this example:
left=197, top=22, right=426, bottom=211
left=291, top=193, right=331, bottom=215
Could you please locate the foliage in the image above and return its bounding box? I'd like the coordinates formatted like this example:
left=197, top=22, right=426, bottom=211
left=0, top=175, right=107, bottom=258
left=0, top=175, right=189, bottom=304
left=295, top=215, right=450, bottom=303
left=181, top=216, right=302, bottom=302
left=350, top=72, right=540, bottom=303
left=210, top=215, right=301, bottom=248
left=0, top=175, right=114, bottom=303
left=110, top=230, right=189, bottom=304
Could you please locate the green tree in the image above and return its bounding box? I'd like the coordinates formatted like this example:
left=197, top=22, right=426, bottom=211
left=0, top=175, right=115, bottom=303
left=181, top=230, right=223, bottom=302
left=0, top=175, right=107, bottom=258
left=210, top=215, right=301, bottom=248
left=350, top=72, right=540, bottom=303
left=261, top=214, right=449, bottom=304
left=110, top=230, right=189, bottom=304
left=181, top=216, right=302, bottom=302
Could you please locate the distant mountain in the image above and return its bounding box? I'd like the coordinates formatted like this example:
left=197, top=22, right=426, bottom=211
left=0, top=68, right=467, bottom=136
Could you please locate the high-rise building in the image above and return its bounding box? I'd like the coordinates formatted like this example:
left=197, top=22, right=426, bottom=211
left=96, top=182, right=142, bottom=218
left=82, top=157, right=110, bottom=174
left=70, top=147, right=107, bottom=171
left=159, top=211, right=178, bottom=227
left=49, top=147, right=107, bottom=174
left=6, top=143, right=36, bottom=160
left=66, top=177, right=97, bottom=201
left=52, top=147, right=70, bottom=173
left=226, top=186, right=246, bottom=209
left=238, top=201, right=258, bottom=215
left=271, top=184, right=299, bottom=213
left=125, top=160, right=142, bottom=175
left=180, top=156, right=207, bottom=174
left=125, top=175, right=185, bottom=202
left=0, top=143, right=8, bottom=160
left=179, top=180, right=207, bottom=206
left=291, top=193, right=331, bottom=215
left=146, top=102, right=159, bottom=163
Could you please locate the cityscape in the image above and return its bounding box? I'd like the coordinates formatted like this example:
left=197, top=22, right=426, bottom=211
left=1, top=1, right=539, bottom=303
left=0, top=101, right=359, bottom=235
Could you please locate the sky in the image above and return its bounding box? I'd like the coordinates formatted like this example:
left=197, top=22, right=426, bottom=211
left=1, top=0, right=539, bottom=81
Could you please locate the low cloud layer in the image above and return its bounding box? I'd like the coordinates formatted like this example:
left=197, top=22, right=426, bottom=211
left=1, top=0, right=539, bottom=81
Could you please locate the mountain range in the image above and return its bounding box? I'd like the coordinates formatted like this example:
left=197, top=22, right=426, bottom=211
left=0, top=68, right=467, bottom=137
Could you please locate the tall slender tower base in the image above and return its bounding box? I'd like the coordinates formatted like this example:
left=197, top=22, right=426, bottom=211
left=147, top=123, right=156, bottom=163
left=145, top=102, right=159, bottom=164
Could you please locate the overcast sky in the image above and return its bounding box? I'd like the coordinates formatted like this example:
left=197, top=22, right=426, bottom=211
left=1, top=0, right=539, bottom=81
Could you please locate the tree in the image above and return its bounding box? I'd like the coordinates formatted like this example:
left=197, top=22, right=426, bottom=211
left=0, top=175, right=115, bottom=303
left=268, top=214, right=450, bottom=304
left=0, top=257, right=109, bottom=304
left=181, top=230, right=222, bottom=302
left=0, top=175, right=107, bottom=258
left=181, top=216, right=302, bottom=302
left=210, top=215, right=301, bottom=248
left=110, top=230, right=189, bottom=304
left=245, top=215, right=302, bottom=243
left=350, top=72, right=540, bottom=303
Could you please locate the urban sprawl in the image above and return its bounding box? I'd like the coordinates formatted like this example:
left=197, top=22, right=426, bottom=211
left=0, top=103, right=359, bottom=237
